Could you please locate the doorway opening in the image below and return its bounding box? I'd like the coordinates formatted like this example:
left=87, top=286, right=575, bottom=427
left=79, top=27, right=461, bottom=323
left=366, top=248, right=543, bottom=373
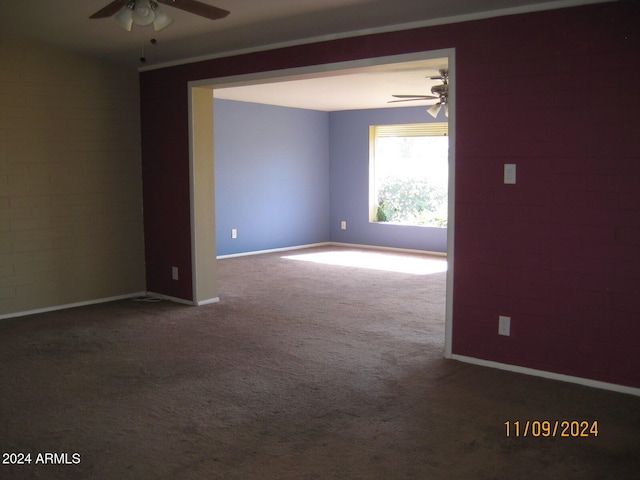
left=189, top=48, right=456, bottom=357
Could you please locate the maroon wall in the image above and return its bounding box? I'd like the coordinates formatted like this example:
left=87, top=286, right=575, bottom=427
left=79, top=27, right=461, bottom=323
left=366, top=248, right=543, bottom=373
left=140, top=73, right=193, bottom=299
left=452, top=6, right=640, bottom=388
left=140, top=2, right=640, bottom=388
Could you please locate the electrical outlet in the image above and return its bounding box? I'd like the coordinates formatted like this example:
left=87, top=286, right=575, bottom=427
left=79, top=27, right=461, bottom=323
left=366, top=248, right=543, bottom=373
left=172, top=266, right=179, bottom=280
left=231, top=228, right=237, bottom=239
left=498, top=316, right=511, bottom=336
left=341, top=221, right=347, bottom=230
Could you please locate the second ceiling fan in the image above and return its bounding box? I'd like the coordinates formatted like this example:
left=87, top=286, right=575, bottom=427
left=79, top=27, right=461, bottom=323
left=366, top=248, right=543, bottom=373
left=389, top=69, right=449, bottom=118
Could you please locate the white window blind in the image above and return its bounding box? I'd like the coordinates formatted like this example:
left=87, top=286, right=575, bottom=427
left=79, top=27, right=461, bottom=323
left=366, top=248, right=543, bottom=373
left=373, top=122, right=448, bottom=138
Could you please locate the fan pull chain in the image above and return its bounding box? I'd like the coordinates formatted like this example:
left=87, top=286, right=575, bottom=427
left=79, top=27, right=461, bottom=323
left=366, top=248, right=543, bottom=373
left=140, top=37, right=158, bottom=63
left=140, top=39, right=146, bottom=63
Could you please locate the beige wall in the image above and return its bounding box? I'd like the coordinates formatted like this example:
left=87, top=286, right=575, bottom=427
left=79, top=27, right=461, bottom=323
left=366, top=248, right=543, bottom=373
left=0, top=35, right=145, bottom=317
left=190, top=87, right=217, bottom=305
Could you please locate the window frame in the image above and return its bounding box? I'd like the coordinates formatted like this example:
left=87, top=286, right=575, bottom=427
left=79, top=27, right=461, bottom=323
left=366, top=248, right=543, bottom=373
left=369, top=122, right=449, bottom=227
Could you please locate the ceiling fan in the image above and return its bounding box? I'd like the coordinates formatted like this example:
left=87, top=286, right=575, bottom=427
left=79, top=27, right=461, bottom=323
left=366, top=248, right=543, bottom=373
left=389, top=69, right=449, bottom=118
left=90, top=0, right=230, bottom=32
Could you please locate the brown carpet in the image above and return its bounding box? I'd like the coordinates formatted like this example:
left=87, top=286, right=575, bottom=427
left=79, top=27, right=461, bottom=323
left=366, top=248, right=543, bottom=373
left=1, top=246, right=638, bottom=479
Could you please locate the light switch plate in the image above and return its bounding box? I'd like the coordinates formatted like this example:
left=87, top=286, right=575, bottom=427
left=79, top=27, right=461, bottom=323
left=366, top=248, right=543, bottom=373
left=504, top=164, right=516, bottom=184
left=498, top=315, right=511, bottom=336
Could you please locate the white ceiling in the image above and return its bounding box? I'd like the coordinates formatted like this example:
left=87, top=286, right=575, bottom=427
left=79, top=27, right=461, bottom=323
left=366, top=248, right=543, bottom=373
left=1, top=0, right=609, bottom=111
left=213, top=57, right=449, bottom=111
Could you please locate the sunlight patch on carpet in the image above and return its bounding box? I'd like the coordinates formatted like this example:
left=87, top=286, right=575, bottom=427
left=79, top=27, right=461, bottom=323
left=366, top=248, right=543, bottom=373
left=281, top=250, right=447, bottom=275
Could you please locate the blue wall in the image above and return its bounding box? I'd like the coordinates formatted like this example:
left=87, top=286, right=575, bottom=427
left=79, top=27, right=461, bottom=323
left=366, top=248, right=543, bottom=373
left=329, top=107, right=448, bottom=252
left=214, top=99, right=448, bottom=255
left=214, top=99, right=330, bottom=255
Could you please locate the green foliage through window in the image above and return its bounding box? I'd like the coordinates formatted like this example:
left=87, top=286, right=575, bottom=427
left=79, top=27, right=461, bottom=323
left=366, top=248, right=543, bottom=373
left=370, top=123, right=448, bottom=228
left=377, top=176, right=447, bottom=227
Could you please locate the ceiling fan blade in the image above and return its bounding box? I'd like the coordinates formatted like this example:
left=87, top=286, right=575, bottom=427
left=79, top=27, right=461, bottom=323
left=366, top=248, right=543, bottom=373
left=90, top=0, right=126, bottom=19
left=388, top=98, right=438, bottom=104
left=429, top=69, right=449, bottom=80
left=391, top=95, right=439, bottom=100
left=158, top=0, right=230, bottom=20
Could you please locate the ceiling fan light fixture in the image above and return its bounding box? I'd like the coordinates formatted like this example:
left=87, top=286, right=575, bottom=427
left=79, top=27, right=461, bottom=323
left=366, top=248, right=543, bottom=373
left=151, top=4, right=173, bottom=31
left=132, top=0, right=156, bottom=26
left=427, top=103, right=442, bottom=118
left=113, top=4, right=134, bottom=31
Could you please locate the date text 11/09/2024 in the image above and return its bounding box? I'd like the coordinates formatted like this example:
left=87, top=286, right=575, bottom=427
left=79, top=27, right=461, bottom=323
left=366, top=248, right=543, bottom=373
left=505, top=420, right=599, bottom=438
left=3, top=452, right=81, bottom=465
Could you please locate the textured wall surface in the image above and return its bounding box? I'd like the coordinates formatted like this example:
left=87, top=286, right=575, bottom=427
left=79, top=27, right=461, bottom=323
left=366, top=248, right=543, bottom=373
left=0, top=35, right=145, bottom=317
left=214, top=99, right=330, bottom=256
left=140, top=3, right=640, bottom=388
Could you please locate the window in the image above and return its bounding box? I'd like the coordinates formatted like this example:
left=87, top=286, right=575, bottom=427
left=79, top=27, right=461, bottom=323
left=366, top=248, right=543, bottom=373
left=369, top=122, right=448, bottom=227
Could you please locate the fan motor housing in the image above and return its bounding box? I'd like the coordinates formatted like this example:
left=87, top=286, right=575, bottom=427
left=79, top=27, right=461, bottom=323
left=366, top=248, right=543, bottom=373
left=431, top=84, right=448, bottom=96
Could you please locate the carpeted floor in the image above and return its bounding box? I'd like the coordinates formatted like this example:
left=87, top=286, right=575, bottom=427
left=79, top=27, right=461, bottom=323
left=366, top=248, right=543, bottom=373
left=0, top=246, right=638, bottom=479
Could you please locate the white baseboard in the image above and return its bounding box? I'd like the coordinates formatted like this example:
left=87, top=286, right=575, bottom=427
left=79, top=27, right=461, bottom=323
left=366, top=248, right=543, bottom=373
left=195, top=297, right=220, bottom=306
left=217, top=242, right=332, bottom=259
left=0, top=291, right=220, bottom=321
left=135, top=293, right=220, bottom=307
left=0, top=291, right=147, bottom=321
left=450, top=354, right=640, bottom=397
left=144, top=291, right=196, bottom=306
left=217, top=241, right=446, bottom=259
left=330, top=242, right=447, bottom=257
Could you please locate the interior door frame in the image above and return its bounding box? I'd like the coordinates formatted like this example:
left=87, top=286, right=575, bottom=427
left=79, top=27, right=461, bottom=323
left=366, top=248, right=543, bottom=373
left=188, top=47, right=456, bottom=358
